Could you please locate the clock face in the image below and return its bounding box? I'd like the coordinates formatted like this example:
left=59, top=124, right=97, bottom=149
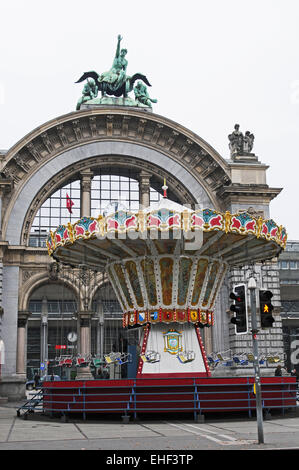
left=67, top=332, right=77, bottom=342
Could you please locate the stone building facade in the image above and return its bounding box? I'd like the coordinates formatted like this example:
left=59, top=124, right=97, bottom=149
left=278, top=241, right=299, bottom=371
left=0, top=106, right=285, bottom=400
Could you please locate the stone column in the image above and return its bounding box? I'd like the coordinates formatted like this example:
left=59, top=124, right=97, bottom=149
left=139, top=171, right=151, bottom=208
left=80, top=170, right=93, bottom=218
left=76, top=312, right=93, bottom=379
left=16, top=311, right=30, bottom=376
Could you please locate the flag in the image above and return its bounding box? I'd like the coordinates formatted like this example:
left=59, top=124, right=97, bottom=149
left=66, top=193, right=74, bottom=214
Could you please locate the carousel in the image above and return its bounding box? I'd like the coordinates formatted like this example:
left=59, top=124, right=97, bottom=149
left=33, top=183, right=297, bottom=421
left=46, top=183, right=287, bottom=379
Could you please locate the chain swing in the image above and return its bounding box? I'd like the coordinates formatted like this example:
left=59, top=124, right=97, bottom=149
left=140, top=252, right=160, bottom=364
left=92, top=270, right=105, bottom=371
left=74, top=264, right=93, bottom=368
left=57, top=264, right=73, bottom=369
left=177, top=323, right=195, bottom=364
left=177, top=250, right=195, bottom=364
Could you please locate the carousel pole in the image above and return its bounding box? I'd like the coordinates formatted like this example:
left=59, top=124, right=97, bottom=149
left=248, top=277, right=264, bottom=445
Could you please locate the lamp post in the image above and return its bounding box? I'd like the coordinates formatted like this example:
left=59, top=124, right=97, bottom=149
left=41, top=297, right=48, bottom=377
left=248, top=277, right=264, bottom=444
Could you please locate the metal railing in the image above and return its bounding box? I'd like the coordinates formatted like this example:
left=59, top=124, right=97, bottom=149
left=17, top=390, right=44, bottom=419
left=37, top=376, right=297, bottom=421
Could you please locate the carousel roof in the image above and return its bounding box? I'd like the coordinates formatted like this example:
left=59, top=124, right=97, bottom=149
left=142, top=196, right=193, bottom=214
left=47, top=200, right=287, bottom=271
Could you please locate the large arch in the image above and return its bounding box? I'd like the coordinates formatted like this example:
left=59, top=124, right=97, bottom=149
left=19, top=270, right=80, bottom=313
left=1, top=108, right=232, bottom=245
left=20, top=151, right=199, bottom=246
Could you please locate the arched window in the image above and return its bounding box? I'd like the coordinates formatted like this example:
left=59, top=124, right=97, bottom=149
left=30, top=180, right=81, bottom=247
left=29, top=172, right=164, bottom=247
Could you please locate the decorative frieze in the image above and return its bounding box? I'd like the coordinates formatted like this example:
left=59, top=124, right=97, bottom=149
left=41, top=131, right=55, bottom=153
left=1, top=111, right=232, bottom=214
left=72, top=119, right=83, bottom=141
left=15, top=154, right=30, bottom=173
left=56, top=124, right=68, bottom=146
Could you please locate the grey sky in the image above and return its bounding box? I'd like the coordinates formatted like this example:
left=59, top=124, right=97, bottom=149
left=0, top=0, right=298, bottom=239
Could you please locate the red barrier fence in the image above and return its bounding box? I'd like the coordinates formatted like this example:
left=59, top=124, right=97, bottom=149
left=42, top=376, right=297, bottom=420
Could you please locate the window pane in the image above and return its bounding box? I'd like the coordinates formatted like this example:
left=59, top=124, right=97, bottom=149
left=30, top=175, right=167, bottom=243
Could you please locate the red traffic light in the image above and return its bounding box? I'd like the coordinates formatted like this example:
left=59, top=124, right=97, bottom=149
left=259, top=290, right=273, bottom=301
left=229, top=284, right=247, bottom=333
left=229, top=292, right=243, bottom=302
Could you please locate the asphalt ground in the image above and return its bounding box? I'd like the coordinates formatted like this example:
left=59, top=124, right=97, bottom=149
left=0, top=397, right=299, bottom=462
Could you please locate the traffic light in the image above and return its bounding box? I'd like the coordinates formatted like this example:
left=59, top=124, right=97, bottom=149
left=259, top=290, right=274, bottom=328
left=229, top=284, right=248, bottom=334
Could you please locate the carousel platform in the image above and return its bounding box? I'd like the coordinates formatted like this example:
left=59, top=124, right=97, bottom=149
left=40, top=375, right=297, bottom=421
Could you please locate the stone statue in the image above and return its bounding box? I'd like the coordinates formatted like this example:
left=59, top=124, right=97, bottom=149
left=134, top=81, right=157, bottom=107
left=75, top=35, right=152, bottom=101
left=243, top=130, right=255, bottom=153
left=228, top=124, right=243, bottom=156
left=228, top=124, right=254, bottom=156
left=76, top=78, right=98, bottom=110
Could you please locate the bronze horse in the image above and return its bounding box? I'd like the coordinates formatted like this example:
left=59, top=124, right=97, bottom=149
left=75, top=71, right=151, bottom=99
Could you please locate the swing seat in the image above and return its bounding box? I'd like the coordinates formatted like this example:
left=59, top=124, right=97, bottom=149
left=76, top=356, right=90, bottom=367
left=246, top=353, right=266, bottom=365
left=104, top=354, right=114, bottom=364
left=92, top=358, right=104, bottom=368
left=207, top=356, right=220, bottom=367
left=115, top=353, right=132, bottom=365
left=266, top=355, right=280, bottom=363
left=104, top=352, right=125, bottom=365
left=177, top=354, right=194, bottom=364
left=59, top=356, right=73, bottom=367
left=177, top=351, right=195, bottom=364
left=233, top=356, right=248, bottom=366
left=217, top=349, right=232, bottom=366
left=216, top=353, right=225, bottom=361
left=140, top=354, right=149, bottom=363
left=142, top=351, right=160, bottom=363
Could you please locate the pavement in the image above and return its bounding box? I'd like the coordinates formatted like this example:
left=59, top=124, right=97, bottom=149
left=0, top=396, right=299, bottom=454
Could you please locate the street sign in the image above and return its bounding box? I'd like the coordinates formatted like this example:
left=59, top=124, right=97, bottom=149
left=40, top=362, right=45, bottom=370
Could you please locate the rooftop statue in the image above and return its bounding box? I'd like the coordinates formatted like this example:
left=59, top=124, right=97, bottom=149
left=134, top=81, right=157, bottom=107
left=75, top=35, right=156, bottom=109
left=228, top=124, right=254, bottom=157
left=76, top=78, right=98, bottom=111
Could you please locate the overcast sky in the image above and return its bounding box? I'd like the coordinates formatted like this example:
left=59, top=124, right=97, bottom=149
left=0, top=0, right=298, bottom=239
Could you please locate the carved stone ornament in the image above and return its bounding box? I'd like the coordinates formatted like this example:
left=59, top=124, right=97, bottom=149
left=48, top=262, right=60, bottom=280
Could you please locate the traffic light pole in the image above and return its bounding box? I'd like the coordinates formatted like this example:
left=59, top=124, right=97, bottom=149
left=248, top=277, right=264, bottom=445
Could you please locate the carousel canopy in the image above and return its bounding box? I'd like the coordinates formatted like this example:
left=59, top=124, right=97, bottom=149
left=47, top=198, right=287, bottom=325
